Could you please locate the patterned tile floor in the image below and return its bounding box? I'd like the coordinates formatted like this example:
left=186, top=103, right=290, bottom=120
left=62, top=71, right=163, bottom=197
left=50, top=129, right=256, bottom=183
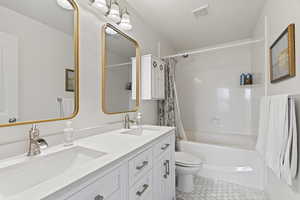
left=176, top=176, right=268, bottom=200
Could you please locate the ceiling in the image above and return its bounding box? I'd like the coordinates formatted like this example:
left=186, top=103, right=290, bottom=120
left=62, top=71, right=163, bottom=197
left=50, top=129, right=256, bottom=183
left=0, top=0, right=74, bottom=35
left=127, top=0, right=266, bottom=51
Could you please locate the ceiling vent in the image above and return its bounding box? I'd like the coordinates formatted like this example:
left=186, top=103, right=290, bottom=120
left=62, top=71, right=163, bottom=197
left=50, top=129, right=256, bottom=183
left=192, top=4, right=209, bottom=17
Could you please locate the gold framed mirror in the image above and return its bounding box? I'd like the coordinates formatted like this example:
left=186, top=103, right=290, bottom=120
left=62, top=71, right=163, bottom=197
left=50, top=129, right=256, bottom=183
left=0, top=0, right=79, bottom=127
left=101, top=23, right=141, bottom=114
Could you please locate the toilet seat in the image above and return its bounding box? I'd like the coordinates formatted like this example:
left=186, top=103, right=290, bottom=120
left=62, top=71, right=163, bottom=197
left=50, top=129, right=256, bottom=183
left=175, top=152, right=202, bottom=167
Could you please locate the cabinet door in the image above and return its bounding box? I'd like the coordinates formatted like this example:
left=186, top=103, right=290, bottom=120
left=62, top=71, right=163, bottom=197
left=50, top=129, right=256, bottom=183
left=153, top=150, right=172, bottom=200
left=65, top=168, right=122, bottom=200
left=153, top=157, right=165, bottom=200
left=158, top=62, right=165, bottom=99
left=67, top=190, right=121, bottom=200
left=151, top=59, right=159, bottom=99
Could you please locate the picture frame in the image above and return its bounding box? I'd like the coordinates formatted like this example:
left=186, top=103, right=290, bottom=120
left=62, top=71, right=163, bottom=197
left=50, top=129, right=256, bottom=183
left=65, top=69, right=75, bottom=92
left=270, top=24, right=296, bottom=83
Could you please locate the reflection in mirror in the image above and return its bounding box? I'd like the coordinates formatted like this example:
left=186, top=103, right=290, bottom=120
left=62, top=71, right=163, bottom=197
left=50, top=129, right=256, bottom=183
left=0, top=0, right=78, bottom=127
left=102, top=24, right=140, bottom=114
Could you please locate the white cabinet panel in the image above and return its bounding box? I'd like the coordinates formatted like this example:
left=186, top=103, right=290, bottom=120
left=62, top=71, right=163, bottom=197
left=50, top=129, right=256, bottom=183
left=132, top=54, right=165, bottom=100
left=153, top=149, right=172, bottom=200
left=154, top=135, right=171, bottom=158
left=158, top=62, right=165, bottom=99
left=129, top=148, right=153, bottom=186
left=153, top=134, right=176, bottom=200
left=129, top=171, right=153, bottom=200
left=66, top=167, right=121, bottom=200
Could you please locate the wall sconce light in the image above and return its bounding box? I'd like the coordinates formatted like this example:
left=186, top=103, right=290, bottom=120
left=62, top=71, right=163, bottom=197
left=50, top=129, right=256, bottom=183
left=119, top=9, right=132, bottom=30
left=91, top=0, right=133, bottom=31
left=57, top=0, right=74, bottom=10
left=107, top=0, right=121, bottom=23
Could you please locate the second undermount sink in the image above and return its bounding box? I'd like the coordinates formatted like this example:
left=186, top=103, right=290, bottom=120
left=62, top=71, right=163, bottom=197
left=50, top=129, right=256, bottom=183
left=121, top=126, right=162, bottom=136
left=0, top=146, right=106, bottom=199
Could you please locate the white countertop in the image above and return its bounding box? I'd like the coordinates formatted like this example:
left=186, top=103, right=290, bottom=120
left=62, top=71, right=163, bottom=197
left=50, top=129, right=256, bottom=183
left=0, top=125, right=174, bottom=200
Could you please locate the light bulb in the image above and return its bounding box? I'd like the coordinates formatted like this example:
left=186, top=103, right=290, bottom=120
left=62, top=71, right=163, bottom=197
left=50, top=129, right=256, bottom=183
left=57, top=0, right=73, bottom=10
left=119, top=11, right=132, bottom=30
left=92, top=0, right=108, bottom=13
left=107, top=1, right=121, bottom=23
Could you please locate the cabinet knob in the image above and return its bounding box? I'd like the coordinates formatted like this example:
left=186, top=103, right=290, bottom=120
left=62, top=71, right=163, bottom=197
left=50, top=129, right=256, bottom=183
left=94, top=194, right=104, bottom=200
left=163, top=160, right=170, bottom=178
left=161, top=143, right=170, bottom=150
left=166, top=160, right=170, bottom=176
left=159, top=64, right=163, bottom=71
left=136, top=184, right=149, bottom=196
left=8, top=117, right=16, bottom=123
left=136, top=161, right=149, bottom=170
left=153, top=61, right=157, bottom=68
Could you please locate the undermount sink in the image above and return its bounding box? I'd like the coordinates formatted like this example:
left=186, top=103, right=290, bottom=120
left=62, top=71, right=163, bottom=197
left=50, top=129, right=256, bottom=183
left=0, top=146, right=106, bottom=198
left=121, top=126, right=162, bottom=136
left=122, top=128, right=143, bottom=136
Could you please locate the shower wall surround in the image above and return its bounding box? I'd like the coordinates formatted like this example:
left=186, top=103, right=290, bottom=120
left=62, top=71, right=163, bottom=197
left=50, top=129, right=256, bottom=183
left=176, top=45, right=255, bottom=138
left=0, top=0, right=175, bottom=159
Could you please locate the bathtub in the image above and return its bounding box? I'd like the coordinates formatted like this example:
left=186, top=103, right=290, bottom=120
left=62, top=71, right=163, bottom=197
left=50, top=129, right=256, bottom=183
left=177, top=132, right=265, bottom=190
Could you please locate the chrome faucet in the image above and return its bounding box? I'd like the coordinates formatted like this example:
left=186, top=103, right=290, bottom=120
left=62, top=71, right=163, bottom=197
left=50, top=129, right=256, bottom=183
left=27, top=125, right=48, bottom=156
left=124, top=113, right=142, bottom=129
left=124, top=114, right=131, bottom=129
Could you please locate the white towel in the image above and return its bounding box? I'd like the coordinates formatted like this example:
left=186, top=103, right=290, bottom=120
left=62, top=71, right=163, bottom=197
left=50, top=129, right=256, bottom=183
left=265, top=95, right=289, bottom=179
left=256, top=96, right=271, bottom=157
left=281, top=98, right=298, bottom=185
left=257, top=95, right=299, bottom=186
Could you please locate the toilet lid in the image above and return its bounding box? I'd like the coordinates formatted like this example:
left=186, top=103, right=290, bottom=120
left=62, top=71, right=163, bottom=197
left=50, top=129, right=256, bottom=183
left=175, top=152, right=202, bottom=166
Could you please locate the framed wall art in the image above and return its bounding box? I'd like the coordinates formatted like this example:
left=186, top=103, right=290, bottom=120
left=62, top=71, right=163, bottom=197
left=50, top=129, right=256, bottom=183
left=270, top=24, right=296, bottom=83
left=65, top=69, right=75, bottom=92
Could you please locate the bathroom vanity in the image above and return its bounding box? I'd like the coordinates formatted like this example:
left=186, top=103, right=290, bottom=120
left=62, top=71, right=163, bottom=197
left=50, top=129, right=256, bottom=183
left=0, top=126, right=175, bottom=200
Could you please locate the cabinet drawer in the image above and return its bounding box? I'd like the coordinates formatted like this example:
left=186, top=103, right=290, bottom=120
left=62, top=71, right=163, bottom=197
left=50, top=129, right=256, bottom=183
left=129, top=171, right=153, bottom=200
left=129, top=148, right=153, bottom=186
left=154, top=135, right=172, bottom=159
left=66, top=167, right=120, bottom=200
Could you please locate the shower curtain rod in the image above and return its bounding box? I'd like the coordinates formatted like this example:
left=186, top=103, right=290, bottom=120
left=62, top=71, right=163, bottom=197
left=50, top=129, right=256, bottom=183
left=163, top=38, right=264, bottom=59
left=107, top=62, right=132, bottom=68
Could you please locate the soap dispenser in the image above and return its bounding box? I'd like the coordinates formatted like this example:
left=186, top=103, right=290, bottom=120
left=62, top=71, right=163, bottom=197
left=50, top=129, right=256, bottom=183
left=64, top=121, right=74, bottom=146
left=136, top=112, right=142, bottom=127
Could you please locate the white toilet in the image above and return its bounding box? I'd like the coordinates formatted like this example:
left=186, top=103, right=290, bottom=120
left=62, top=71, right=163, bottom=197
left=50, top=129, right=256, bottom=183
left=175, top=152, right=202, bottom=193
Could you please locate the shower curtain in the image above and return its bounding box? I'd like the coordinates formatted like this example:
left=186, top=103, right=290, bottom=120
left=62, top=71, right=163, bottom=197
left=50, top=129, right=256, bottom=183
left=158, top=58, right=187, bottom=140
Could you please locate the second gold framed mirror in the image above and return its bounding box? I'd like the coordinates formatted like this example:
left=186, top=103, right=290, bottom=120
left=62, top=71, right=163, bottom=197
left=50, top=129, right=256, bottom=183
left=101, top=23, right=141, bottom=114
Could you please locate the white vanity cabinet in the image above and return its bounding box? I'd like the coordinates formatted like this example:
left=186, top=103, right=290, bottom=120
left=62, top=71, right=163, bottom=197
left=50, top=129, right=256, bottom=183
left=46, top=130, right=175, bottom=200
left=132, top=55, right=165, bottom=100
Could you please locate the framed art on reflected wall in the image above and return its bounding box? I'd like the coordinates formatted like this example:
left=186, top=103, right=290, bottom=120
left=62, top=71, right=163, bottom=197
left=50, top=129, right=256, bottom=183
left=270, top=24, right=296, bottom=83
left=65, top=69, right=75, bottom=92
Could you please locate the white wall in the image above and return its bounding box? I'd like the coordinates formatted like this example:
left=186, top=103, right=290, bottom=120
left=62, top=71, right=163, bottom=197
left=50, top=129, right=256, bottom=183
left=251, top=17, right=267, bottom=135
left=253, top=0, right=300, bottom=199
left=0, top=0, right=175, bottom=159
left=0, top=6, right=74, bottom=122
left=175, top=45, right=254, bottom=138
